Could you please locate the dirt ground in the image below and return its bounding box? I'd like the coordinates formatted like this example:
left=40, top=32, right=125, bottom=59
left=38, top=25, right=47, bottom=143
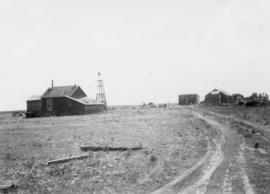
left=1, top=105, right=270, bottom=194
left=0, top=106, right=210, bottom=194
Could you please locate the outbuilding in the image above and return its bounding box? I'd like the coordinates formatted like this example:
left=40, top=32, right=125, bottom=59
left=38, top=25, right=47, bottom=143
left=26, top=95, right=42, bottom=117
left=205, top=89, right=233, bottom=105
left=178, top=94, right=200, bottom=105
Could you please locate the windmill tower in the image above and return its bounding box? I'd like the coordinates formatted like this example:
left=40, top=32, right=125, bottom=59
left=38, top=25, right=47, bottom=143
left=96, top=72, right=107, bottom=105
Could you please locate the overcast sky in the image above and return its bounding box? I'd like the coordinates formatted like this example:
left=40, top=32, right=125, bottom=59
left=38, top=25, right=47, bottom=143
left=1, top=0, right=270, bottom=110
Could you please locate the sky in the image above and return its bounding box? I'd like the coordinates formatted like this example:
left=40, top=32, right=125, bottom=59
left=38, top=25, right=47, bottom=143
left=1, top=0, right=270, bottom=110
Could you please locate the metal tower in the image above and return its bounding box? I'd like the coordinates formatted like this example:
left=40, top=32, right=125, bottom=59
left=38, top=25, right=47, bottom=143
left=96, top=72, right=107, bottom=105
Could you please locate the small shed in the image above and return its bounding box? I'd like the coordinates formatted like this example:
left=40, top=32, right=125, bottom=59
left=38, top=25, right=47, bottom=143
left=205, top=89, right=233, bottom=105
left=178, top=94, right=200, bottom=105
left=26, top=95, right=42, bottom=117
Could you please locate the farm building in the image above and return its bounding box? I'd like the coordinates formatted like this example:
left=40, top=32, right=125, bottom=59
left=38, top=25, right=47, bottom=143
left=232, top=93, right=245, bottom=104
left=205, top=89, right=233, bottom=105
left=245, top=93, right=269, bottom=106
left=26, top=85, right=106, bottom=118
left=26, top=95, right=42, bottom=117
left=178, top=94, right=200, bottom=105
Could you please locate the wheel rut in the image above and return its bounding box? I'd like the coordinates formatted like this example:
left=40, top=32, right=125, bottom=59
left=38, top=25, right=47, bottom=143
left=151, top=109, right=255, bottom=194
left=151, top=111, right=225, bottom=194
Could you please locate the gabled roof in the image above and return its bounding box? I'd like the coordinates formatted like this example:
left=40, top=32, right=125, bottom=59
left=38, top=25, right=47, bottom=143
left=209, top=89, right=231, bottom=96
left=42, top=85, right=81, bottom=98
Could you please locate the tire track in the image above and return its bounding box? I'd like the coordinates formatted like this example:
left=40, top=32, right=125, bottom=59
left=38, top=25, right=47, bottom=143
left=151, top=142, right=214, bottom=194
left=151, top=111, right=225, bottom=194
left=194, top=109, right=255, bottom=194
left=238, top=141, right=254, bottom=194
left=223, top=163, right=233, bottom=194
left=180, top=112, right=225, bottom=194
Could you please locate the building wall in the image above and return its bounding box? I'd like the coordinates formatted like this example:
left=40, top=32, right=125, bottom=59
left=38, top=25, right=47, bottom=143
left=205, top=93, right=232, bottom=105
left=85, top=104, right=106, bottom=114
left=40, top=97, right=106, bottom=116
left=178, top=94, right=199, bottom=105
left=66, top=98, right=85, bottom=114
left=205, top=93, right=221, bottom=105
left=42, top=97, right=69, bottom=115
left=53, top=97, right=69, bottom=114
left=27, top=100, right=42, bottom=113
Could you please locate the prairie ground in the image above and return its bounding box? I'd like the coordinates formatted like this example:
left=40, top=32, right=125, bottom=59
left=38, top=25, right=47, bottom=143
left=0, top=106, right=210, bottom=194
left=1, top=105, right=270, bottom=194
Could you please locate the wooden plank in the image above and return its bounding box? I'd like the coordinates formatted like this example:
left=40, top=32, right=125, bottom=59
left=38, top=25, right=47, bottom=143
left=80, top=146, right=142, bottom=152
left=47, top=155, right=89, bottom=165
left=0, top=184, right=17, bottom=191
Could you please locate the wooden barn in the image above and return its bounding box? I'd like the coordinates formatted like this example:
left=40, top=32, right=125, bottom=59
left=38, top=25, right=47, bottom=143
left=26, top=85, right=106, bottom=117
left=178, top=94, right=200, bottom=105
left=205, top=89, right=233, bottom=105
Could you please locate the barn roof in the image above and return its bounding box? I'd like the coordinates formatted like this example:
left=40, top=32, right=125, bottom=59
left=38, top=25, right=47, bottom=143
left=65, top=95, right=102, bottom=105
left=42, top=85, right=80, bottom=98
left=27, top=95, right=42, bottom=101
left=209, top=89, right=231, bottom=96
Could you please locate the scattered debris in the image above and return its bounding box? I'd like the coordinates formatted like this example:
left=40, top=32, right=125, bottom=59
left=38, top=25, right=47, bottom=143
left=12, top=111, right=24, bottom=117
left=47, top=155, right=89, bottom=165
left=257, top=148, right=267, bottom=155
left=80, top=146, right=142, bottom=152
left=71, top=177, right=80, bottom=185
left=147, top=102, right=157, bottom=108
left=158, top=104, right=168, bottom=108
left=141, top=102, right=157, bottom=108
left=0, top=184, right=17, bottom=192
left=254, top=143, right=259, bottom=149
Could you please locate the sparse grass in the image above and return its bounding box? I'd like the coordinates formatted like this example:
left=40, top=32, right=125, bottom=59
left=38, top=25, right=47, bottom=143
left=202, top=105, right=270, bottom=126
left=0, top=106, right=209, bottom=193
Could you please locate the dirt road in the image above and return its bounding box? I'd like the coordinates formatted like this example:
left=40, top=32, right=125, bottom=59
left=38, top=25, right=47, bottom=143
left=152, top=107, right=270, bottom=194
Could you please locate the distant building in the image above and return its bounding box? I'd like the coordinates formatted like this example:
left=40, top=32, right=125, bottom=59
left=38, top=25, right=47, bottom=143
left=232, top=93, right=245, bottom=104
left=205, top=89, right=233, bottom=105
left=178, top=94, right=200, bottom=105
left=245, top=93, right=269, bottom=106
left=26, top=84, right=106, bottom=118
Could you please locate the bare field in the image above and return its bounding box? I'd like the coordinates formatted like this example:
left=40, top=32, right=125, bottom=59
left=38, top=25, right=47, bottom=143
left=2, top=106, right=270, bottom=193
left=0, top=106, right=210, bottom=194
